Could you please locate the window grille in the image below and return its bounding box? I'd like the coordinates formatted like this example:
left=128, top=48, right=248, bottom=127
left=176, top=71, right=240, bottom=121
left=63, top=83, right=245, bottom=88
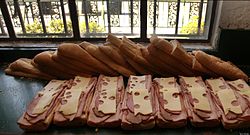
left=0, top=0, right=216, bottom=42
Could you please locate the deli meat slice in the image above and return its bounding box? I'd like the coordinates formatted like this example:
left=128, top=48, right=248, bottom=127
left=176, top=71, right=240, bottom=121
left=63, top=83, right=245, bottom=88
left=121, top=75, right=156, bottom=130
left=227, top=79, right=250, bottom=106
left=179, top=76, right=219, bottom=127
left=17, top=80, right=69, bottom=131
left=53, top=76, right=97, bottom=126
left=153, top=77, right=187, bottom=128
left=206, top=78, right=250, bottom=129
left=87, top=75, right=124, bottom=127
left=227, top=79, right=250, bottom=126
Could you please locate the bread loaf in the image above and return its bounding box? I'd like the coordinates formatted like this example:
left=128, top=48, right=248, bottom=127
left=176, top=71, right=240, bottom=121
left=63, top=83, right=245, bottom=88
left=79, top=42, right=134, bottom=77
left=194, top=50, right=248, bottom=81
left=5, top=58, right=55, bottom=80
left=58, top=43, right=118, bottom=76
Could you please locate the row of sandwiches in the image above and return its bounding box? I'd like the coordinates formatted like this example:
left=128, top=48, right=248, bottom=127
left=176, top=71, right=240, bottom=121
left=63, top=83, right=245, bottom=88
left=5, top=34, right=248, bottom=81
left=18, top=75, right=250, bottom=131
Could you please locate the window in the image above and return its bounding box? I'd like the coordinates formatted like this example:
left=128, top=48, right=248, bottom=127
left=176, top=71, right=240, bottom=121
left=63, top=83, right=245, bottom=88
left=0, top=0, right=216, bottom=42
left=0, top=7, right=8, bottom=37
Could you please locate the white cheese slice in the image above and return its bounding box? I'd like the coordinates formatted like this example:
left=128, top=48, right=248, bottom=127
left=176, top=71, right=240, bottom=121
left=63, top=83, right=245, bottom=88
left=228, top=79, right=250, bottom=98
left=159, top=77, right=181, bottom=111
left=59, top=76, right=91, bottom=115
left=129, top=75, right=153, bottom=115
left=32, top=80, right=66, bottom=114
left=98, top=76, right=118, bottom=114
left=207, top=79, right=242, bottom=115
left=182, top=77, right=211, bottom=112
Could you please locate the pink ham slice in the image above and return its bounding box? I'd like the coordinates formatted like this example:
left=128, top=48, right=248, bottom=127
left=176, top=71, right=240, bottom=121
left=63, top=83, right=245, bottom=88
left=153, top=77, right=187, bottom=128
left=206, top=77, right=250, bottom=129
left=87, top=75, right=124, bottom=128
left=179, top=76, right=220, bottom=127
left=17, top=80, right=68, bottom=131
left=53, top=76, right=97, bottom=126
left=121, top=75, right=156, bottom=130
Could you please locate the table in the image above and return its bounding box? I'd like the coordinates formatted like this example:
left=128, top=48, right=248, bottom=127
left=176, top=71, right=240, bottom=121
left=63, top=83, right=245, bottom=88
left=0, top=63, right=249, bottom=135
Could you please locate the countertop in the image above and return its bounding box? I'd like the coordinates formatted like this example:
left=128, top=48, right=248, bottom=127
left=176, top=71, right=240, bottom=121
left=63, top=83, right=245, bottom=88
left=0, top=63, right=250, bottom=135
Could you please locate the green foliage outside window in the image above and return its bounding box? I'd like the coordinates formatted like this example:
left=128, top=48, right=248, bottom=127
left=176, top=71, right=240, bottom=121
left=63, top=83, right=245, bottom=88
left=180, top=16, right=204, bottom=35
left=80, top=21, right=104, bottom=33
left=25, top=19, right=104, bottom=34
left=25, top=19, right=43, bottom=33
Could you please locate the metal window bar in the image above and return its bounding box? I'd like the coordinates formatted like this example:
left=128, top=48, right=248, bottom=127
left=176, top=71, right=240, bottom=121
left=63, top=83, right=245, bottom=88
left=152, top=0, right=157, bottom=34
left=60, top=0, right=68, bottom=34
left=37, top=0, right=47, bottom=33
left=82, top=0, right=90, bottom=35
left=106, top=0, right=111, bottom=33
left=68, top=0, right=80, bottom=39
left=130, top=0, right=134, bottom=34
left=140, top=0, right=147, bottom=41
left=29, top=2, right=35, bottom=21
left=197, top=0, right=204, bottom=35
left=0, top=0, right=16, bottom=39
left=174, top=0, right=181, bottom=35
left=0, top=16, right=5, bottom=34
left=14, top=0, right=26, bottom=34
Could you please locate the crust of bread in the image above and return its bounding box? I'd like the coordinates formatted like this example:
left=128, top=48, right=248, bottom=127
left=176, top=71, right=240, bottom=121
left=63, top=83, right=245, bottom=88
left=56, top=51, right=99, bottom=75
left=120, top=37, right=161, bottom=75
left=147, top=44, right=195, bottom=76
left=141, top=47, right=173, bottom=77
left=57, top=43, right=118, bottom=76
left=51, top=51, right=92, bottom=77
left=6, top=58, right=55, bottom=80
left=79, top=42, right=134, bottom=77
left=33, top=51, right=75, bottom=79
left=99, top=45, right=136, bottom=74
left=194, top=50, right=248, bottom=81
left=170, top=40, right=217, bottom=76
left=106, top=33, right=123, bottom=48
left=5, top=68, right=53, bottom=80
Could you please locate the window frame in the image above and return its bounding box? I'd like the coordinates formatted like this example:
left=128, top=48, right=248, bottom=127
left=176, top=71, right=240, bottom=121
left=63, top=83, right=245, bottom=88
left=0, top=0, right=217, bottom=44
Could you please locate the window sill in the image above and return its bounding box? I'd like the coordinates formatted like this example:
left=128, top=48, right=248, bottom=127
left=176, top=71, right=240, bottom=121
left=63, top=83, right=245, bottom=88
left=0, top=41, right=215, bottom=50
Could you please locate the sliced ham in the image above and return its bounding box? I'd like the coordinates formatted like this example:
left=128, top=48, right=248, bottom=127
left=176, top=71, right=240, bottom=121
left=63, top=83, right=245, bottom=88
left=206, top=77, right=250, bottom=129
left=87, top=75, right=124, bottom=127
left=17, top=80, right=68, bottom=131
left=53, top=76, right=97, bottom=126
left=153, top=77, right=187, bottom=128
left=179, top=76, right=220, bottom=127
left=121, top=75, right=156, bottom=130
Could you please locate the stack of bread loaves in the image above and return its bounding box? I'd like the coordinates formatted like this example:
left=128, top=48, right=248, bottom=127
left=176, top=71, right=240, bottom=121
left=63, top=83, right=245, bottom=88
left=4, top=34, right=248, bottom=81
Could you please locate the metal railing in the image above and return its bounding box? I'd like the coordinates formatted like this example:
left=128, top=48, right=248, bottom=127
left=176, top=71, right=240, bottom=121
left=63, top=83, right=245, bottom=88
left=0, top=0, right=216, bottom=42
